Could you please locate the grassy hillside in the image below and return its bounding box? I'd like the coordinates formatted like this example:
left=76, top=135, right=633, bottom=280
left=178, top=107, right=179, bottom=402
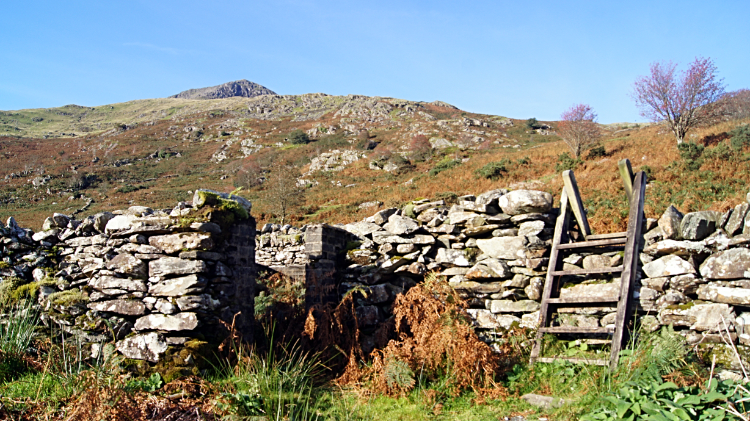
left=0, top=94, right=748, bottom=236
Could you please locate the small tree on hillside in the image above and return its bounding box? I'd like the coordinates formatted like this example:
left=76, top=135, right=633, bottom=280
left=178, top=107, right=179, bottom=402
left=409, top=135, right=432, bottom=162
left=265, top=163, right=303, bottom=224
left=632, top=57, right=725, bottom=144
left=557, top=104, right=601, bottom=158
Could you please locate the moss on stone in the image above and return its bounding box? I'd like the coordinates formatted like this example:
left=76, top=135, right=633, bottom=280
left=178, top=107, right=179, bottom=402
left=402, top=203, right=416, bottom=219
left=47, top=289, right=88, bottom=307
left=195, top=191, right=249, bottom=221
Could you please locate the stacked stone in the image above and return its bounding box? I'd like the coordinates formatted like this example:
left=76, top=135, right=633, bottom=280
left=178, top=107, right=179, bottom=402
left=636, top=200, right=750, bottom=370
left=339, top=189, right=556, bottom=348
left=9, top=190, right=255, bottom=367
left=255, top=223, right=308, bottom=267
left=0, top=216, right=55, bottom=284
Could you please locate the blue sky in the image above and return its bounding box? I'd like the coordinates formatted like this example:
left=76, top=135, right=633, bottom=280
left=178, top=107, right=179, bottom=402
left=2, top=1, right=748, bottom=123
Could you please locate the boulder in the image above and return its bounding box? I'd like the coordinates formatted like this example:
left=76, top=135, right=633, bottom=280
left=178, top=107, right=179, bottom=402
left=116, top=332, right=168, bottom=363
left=700, top=248, right=750, bottom=280
left=192, top=189, right=252, bottom=213
left=582, top=255, right=612, bottom=270
left=134, top=312, right=199, bottom=331
left=642, top=255, right=696, bottom=278
left=726, top=203, right=750, bottom=236
left=518, top=220, right=545, bottom=237
left=367, top=208, right=398, bottom=225
left=465, top=259, right=511, bottom=280
left=383, top=214, right=419, bottom=236
left=175, top=294, right=219, bottom=311
left=476, top=236, right=527, bottom=260
left=344, top=221, right=384, bottom=238
left=104, top=214, right=137, bottom=233
left=680, top=211, right=722, bottom=241
left=497, top=190, right=553, bottom=215
left=658, top=205, right=684, bottom=240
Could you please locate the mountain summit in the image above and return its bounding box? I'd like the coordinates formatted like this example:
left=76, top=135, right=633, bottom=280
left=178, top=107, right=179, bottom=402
left=169, top=79, right=276, bottom=100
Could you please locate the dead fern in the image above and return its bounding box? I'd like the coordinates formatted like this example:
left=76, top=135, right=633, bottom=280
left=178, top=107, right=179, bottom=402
left=364, top=274, right=503, bottom=396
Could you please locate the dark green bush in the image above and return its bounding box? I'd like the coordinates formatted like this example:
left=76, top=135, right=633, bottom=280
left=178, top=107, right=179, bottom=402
left=555, top=153, right=582, bottom=172
left=475, top=159, right=510, bottom=180
left=517, top=156, right=531, bottom=166
left=287, top=129, right=310, bottom=145
left=526, top=118, right=539, bottom=130
left=429, top=158, right=461, bottom=176
left=730, top=125, right=750, bottom=150
left=586, top=145, right=606, bottom=159
left=677, top=142, right=704, bottom=171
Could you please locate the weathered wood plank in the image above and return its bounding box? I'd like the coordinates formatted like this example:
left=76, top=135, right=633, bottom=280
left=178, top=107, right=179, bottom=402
left=586, top=232, right=628, bottom=240
left=556, top=238, right=627, bottom=249
left=610, top=170, right=647, bottom=370
left=562, top=170, right=592, bottom=239
left=551, top=266, right=623, bottom=276
left=530, top=188, right=570, bottom=364
left=618, top=159, right=634, bottom=204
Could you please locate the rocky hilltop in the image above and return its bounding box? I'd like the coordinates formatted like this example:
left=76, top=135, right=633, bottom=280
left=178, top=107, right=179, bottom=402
left=169, top=79, right=276, bottom=100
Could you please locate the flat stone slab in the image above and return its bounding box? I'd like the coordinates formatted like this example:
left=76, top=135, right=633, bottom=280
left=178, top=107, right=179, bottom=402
left=149, top=232, right=213, bottom=254
left=476, top=236, right=527, bottom=260
left=149, top=274, right=207, bottom=296
left=698, top=284, right=750, bottom=305
left=116, top=332, right=168, bottom=363
left=489, top=299, right=540, bottom=313
left=88, top=299, right=146, bottom=316
left=134, top=312, right=199, bottom=331
left=149, top=257, right=207, bottom=277
left=521, top=393, right=570, bottom=409
left=643, top=255, right=696, bottom=278
left=466, top=309, right=520, bottom=330
left=90, top=276, right=147, bottom=292
left=700, top=248, right=750, bottom=280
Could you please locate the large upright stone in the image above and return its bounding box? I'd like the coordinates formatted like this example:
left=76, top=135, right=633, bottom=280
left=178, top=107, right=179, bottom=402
left=383, top=214, right=419, bottom=236
left=149, top=257, right=207, bottom=277
left=497, top=190, right=552, bottom=215
left=700, top=248, right=750, bottom=280
left=658, top=205, right=684, bottom=240
left=642, top=255, right=696, bottom=278
left=476, top=236, right=527, bottom=260
left=726, top=203, right=750, bottom=236
left=149, top=232, right=213, bottom=254
left=680, top=211, right=721, bottom=241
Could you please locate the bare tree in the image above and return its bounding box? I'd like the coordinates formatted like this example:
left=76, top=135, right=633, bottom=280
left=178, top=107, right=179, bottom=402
left=557, top=104, right=601, bottom=158
left=265, top=163, right=303, bottom=224
left=632, top=57, right=725, bottom=144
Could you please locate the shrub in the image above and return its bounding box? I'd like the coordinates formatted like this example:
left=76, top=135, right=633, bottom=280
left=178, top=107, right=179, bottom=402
left=555, top=152, right=582, bottom=172
left=287, top=129, right=310, bottom=145
left=429, top=157, right=461, bottom=176
left=526, top=117, right=539, bottom=130
left=434, top=191, right=459, bottom=204
left=475, top=159, right=510, bottom=180
left=677, top=141, right=704, bottom=171
left=586, top=145, right=606, bottom=159
left=408, top=135, right=432, bottom=162
left=729, top=124, right=750, bottom=150
left=517, top=156, right=531, bottom=166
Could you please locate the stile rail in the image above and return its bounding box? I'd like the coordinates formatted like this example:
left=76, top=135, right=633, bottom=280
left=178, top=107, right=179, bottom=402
left=529, top=159, right=646, bottom=370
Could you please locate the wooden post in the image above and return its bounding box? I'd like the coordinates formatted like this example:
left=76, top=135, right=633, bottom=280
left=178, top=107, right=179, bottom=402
left=618, top=159, right=634, bottom=204
left=562, top=170, right=591, bottom=239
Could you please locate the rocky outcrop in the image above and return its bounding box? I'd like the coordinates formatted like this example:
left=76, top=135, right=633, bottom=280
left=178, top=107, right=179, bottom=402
left=169, top=80, right=276, bottom=100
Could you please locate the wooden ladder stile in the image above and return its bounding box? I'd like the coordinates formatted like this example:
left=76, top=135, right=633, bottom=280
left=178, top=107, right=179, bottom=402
left=529, top=159, right=647, bottom=369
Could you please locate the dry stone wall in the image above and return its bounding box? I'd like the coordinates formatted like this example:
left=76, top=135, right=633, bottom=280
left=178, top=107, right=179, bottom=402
left=0, top=189, right=255, bottom=374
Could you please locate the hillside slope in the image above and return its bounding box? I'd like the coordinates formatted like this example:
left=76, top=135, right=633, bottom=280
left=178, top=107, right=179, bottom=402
left=0, top=86, right=748, bottom=235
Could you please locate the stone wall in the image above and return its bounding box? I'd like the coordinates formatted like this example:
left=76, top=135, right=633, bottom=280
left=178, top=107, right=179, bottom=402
left=0, top=189, right=255, bottom=375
